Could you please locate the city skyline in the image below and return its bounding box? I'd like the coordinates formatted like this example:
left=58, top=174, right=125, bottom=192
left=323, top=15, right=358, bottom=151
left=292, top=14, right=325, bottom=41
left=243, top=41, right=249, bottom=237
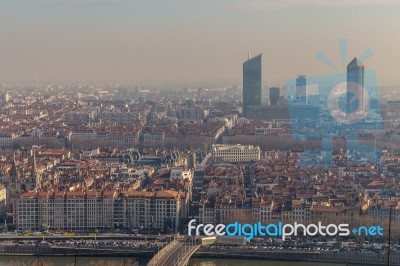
left=1, top=1, right=400, bottom=265
left=0, top=1, right=400, bottom=85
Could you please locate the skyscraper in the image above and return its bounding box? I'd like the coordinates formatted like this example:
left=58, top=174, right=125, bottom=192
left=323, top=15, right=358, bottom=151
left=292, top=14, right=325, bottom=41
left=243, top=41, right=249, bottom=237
left=243, top=54, right=262, bottom=118
left=269, top=87, right=280, bottom=106
left=296, top=75, right=307, bottom=104
left=346, top=57, right=365, bottom=113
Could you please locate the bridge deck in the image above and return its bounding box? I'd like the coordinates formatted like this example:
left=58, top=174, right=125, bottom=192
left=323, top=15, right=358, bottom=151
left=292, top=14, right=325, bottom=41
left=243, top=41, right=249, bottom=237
left=148, top=239, right=200, bottom=266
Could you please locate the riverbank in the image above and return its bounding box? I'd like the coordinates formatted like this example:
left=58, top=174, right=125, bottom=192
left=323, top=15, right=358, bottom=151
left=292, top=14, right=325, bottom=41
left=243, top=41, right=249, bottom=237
left=189, top=258, right=349, bottom=266
left=192, top=248, right=400, bottom=266
left=0, top=256, right=358, bottom=266
left=0, top=245, right=154, bottom=257
left=1, top=245, right=400, bottom=266
left=0, top=255, right=143, bottom=266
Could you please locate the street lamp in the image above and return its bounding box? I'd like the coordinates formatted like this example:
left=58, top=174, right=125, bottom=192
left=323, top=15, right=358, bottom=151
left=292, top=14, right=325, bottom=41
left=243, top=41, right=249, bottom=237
left=387, top=202, right=397, bottom=266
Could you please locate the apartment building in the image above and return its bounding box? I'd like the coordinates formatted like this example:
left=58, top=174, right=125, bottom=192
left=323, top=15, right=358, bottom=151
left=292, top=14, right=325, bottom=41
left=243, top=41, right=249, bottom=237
left=369, top=201, right=400, bottom=221
left=0, top=134, right=15, bottom=148
left=15, top=190, right=115, bottom=231
left=310, top=206, right=359, bottom=224
left=14, top=190, right=181, bottom=232
left=199, top=202, right=215, bottom=224
left=123, top=191, right=180, bottom=233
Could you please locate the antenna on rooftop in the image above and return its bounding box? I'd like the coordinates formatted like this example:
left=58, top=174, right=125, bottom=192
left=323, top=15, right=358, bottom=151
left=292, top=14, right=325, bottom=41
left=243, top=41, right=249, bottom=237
left=248, top=50, right=251, bottom=60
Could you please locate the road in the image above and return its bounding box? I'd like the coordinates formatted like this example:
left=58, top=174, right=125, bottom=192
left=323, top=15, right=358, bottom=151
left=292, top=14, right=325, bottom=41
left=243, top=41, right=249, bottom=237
left=156, top=241, right=185, bottom=266
left=0, top=233, right=163, bottom=241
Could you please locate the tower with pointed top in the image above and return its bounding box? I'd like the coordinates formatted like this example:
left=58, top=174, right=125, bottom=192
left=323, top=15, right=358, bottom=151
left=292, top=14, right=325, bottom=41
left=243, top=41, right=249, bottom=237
left=243, top=54, right=262, bottom=118
left=31, top=151, right=40, bottom=189
left=10, top=153, right=18, bottom=180
left=8, top=153, right=21, bottom=195
left=9, top=154, right=18, bottom=191
left=347, top=57, right=365, bottom=113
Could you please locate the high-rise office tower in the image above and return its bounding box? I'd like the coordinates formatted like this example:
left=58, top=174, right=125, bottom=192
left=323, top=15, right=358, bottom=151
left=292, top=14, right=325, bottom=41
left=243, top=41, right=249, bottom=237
left=346, top=57, right=365, bottom=113
left=269, top=87, right=280, bottom=106
left=296, top=75, right=307, bottom=104
left=243, top=54, right=262, bottom=118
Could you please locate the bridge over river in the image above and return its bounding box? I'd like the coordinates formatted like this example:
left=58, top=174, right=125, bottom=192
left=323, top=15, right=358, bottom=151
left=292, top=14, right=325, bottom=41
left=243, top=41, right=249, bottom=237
left=148, top=237, right=214, bottom=266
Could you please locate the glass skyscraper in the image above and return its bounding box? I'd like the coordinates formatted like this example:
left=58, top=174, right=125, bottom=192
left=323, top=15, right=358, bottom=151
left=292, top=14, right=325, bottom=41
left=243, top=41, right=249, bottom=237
left=347, top=57, right=365, bottom=113
left=243, top=54, right=262, bottom=118
left=296, top=75, right=307, bottom=104
left=269, top=87, right=280, bottom=106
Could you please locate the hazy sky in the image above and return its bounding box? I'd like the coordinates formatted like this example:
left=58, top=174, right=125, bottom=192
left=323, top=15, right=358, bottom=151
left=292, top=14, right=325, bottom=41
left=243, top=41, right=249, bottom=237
left=1, top=0, right=400, bottom=86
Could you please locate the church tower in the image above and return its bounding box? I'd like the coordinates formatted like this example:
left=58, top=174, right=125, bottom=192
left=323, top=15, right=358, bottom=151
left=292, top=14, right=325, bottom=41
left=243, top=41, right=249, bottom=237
left=10, top=154, right=18, bottom=180
left=8, top=153, right=20, bottom=195
left=31, top=151, right=40, bottom=190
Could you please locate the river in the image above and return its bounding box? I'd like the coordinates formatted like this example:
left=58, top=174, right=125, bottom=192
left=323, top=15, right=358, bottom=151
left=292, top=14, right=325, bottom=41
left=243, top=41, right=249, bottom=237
left=0, top=256, right=144, bottom=266
left=188, top=259, right=350, bottom=266
left=0, top=256, right=363, bottom=266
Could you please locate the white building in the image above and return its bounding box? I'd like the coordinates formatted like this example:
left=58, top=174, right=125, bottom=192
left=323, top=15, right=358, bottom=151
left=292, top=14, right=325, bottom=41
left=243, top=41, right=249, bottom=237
left=211, top=144, right=261, bottom=163
left=123, top=190, right=181, bottom=232
left=14, top=190, right=182, bottom=232
left=15, top=190, right=115, bottom=231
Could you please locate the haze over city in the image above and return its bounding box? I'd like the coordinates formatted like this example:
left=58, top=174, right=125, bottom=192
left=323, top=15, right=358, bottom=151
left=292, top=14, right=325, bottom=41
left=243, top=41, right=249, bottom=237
left=2, top=1, right=400, bottom=265
left=1, top=0, right=400, bottom=85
